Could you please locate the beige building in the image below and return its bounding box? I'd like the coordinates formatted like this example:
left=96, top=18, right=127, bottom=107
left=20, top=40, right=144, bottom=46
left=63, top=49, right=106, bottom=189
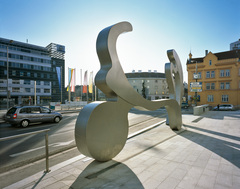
left=187, top=49, right=240, bottom=109
left=126, top=71, right=169, bottom=100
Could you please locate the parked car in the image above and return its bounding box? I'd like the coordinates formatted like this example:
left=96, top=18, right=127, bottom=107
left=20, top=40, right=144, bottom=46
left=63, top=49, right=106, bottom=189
left=213, top=104, right=234, bottom=111
left=5, top=106, right=62, bottom=127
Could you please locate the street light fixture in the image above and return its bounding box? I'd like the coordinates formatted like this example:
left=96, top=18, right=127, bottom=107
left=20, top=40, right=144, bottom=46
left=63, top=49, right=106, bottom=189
left=6, top=40, right=13, bottom=110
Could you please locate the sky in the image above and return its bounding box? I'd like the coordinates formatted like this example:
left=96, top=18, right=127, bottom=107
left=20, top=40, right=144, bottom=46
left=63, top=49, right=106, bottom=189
left=1, top=0, right=239, bottom=86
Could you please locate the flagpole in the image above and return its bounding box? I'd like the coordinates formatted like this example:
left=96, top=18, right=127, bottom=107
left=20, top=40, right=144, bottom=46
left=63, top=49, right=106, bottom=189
left=80, top=69, right=82, bottom=101
left=92, top=72, right=93, bottom=101
left=68, top=67, right=71, bottom=102
left=95, top=85, right=97, bottom=101
left=74, top=68, right=76, bottom=101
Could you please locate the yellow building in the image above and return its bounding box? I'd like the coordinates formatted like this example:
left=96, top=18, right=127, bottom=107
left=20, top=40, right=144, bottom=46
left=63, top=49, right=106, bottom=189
left=187, top=49, right=240, bottom=109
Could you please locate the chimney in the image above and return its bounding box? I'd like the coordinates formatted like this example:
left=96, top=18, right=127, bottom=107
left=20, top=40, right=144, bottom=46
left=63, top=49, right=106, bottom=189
left=205, top=50, right=208, bottom=56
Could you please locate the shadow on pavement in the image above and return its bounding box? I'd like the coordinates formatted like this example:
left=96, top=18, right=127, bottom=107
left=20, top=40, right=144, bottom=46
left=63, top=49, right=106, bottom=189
left=71, top=160, right=144, bottom=189
left=183, top=124, right=240, bottom=168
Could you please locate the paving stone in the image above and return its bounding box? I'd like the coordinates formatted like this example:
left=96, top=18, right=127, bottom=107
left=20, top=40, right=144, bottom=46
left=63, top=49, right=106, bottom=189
left=156, top=177, right=181, bottom=189
left=215, top=172, right=233, bottom=188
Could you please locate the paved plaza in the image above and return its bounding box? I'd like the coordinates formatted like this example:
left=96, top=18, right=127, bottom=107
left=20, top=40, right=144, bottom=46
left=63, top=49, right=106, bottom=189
left=1, top=110, right=240, bottom=189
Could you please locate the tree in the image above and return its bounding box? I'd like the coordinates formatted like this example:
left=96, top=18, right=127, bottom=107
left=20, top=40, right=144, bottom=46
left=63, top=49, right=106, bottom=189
left=142, top=81, right=146, bottom=99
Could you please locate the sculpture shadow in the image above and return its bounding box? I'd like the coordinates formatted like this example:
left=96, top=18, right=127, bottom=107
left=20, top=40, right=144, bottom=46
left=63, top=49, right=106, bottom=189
left=183, top=124, right=240, bottom=168
left=70, top=160, right=144, bottom=189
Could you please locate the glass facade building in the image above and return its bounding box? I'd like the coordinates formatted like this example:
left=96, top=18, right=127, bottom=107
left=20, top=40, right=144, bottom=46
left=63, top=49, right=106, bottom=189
left=0, top=38, right=65, bottom=108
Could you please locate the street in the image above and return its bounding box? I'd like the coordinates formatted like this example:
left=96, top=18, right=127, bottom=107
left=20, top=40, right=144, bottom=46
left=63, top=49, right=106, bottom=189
left=0, top=108, right=168, bottom=173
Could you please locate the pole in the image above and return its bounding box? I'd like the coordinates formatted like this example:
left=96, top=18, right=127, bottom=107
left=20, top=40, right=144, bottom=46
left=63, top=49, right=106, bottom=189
left=34, top=81, right=36, bottom=105
left=68, top=67, right=71, bottom=102
left=44, top=132, right=50, bottom=173
left=95, top=85, right=97, bottom=101
left=6, top=45, right=9, bottom=110
left=80, top=69, right=82, bottom=101
left=61, top=66, right=62, bottom=104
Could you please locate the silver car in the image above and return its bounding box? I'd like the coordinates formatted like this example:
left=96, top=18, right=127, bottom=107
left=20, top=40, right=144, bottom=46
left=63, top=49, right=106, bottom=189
left=5, top=106, right=62, bottom=127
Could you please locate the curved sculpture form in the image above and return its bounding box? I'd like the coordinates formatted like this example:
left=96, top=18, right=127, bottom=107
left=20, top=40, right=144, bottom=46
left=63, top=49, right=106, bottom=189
left=75, top=21, right=183, bottom=161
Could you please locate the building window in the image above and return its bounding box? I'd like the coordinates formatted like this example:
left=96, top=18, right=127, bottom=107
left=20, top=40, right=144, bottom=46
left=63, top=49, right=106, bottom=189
left=225, top=69, right=230, bottom=77
left=209, top=60, right=212, bottom=65
left=198, top=72, right=201, bottom=79
left=211, top=83, right=215, bottom=90
left=44, top=89, right=50, bottom=93
left=36, top=80, right=41, bottom=85
left=12, top=80, right=20, bottom=84
left=27, top=72, right=31, bottom=77
left=206, top=71, right=210, bottom=78
left=207, top=95, right=214, bottom=102
left=25, top=88, right=31, bottom=93
left=0, top=61, right=6, bottom=66
left=206, top=83, right=210, bottom=90
left=44, top=81, right=50, bottom=86
left=0, top=87, right=7, bottom=92
left=211, top=71, right=215, bottom=78
left=36, top=88, right=40, bottom=93
left=225, top=82, right=230, bottom=89
left=20, top=71, right=24, bottom=76
left=24, top=80, right=31, bottom=85
left=12, top=87, right=20, bottom=92
left=4, top=70, right=7, bottom=75
left=220, top=83, right=224, bottom=89
left=12, top=70, right=16, bottom=76
left=220, top=70, right=224, bottom=77
left=222, top=95, right=228, bottom=102
left=34, top=73, right=37, bottom=77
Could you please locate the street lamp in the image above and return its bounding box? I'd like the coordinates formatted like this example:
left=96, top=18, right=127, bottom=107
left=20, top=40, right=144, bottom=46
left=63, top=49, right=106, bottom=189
left=6, top=40, right=13, bottom=110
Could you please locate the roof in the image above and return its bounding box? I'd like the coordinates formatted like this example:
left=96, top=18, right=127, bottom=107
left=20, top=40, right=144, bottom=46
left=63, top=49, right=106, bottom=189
left=187, top=49, right=240, bottom=64
left=125, top=72, right=166, bottom=79
left=0, top=37, right=48, bottom=52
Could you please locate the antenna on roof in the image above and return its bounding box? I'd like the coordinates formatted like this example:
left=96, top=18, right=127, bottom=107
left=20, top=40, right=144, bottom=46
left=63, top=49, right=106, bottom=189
left=26, top=39, right=28, bottom=43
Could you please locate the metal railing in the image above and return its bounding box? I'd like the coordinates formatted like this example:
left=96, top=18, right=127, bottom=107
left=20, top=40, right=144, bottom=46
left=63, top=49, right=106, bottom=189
left=0, top=129, right=51, bottom=173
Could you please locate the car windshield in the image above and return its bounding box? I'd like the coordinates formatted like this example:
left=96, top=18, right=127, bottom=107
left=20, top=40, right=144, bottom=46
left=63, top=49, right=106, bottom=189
left=7, top=107, right=17, bottom=114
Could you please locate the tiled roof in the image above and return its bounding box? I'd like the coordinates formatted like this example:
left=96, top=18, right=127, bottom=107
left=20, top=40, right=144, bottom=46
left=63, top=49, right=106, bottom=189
left=187, top=49, right=240, bottom=64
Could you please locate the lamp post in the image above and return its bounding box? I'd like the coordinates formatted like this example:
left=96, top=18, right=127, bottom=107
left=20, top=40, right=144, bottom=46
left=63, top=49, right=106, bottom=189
left=6, top=40, right=13, bottom=110
left=61, top=66, right=62, bottom=104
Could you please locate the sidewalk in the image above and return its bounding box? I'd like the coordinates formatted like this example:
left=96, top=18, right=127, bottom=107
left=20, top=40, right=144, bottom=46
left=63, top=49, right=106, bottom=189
left=2, top=111, right=240, bottom=189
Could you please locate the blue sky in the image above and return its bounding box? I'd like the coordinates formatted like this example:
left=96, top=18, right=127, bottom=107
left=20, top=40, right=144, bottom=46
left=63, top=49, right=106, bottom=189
left=1, top=0, right=239, bottom=85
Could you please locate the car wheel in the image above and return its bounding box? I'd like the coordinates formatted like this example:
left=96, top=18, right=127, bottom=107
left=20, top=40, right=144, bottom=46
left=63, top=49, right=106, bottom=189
left=54, top=116, right=60, bottom=123
left=21, top=120, right=29, bottom=127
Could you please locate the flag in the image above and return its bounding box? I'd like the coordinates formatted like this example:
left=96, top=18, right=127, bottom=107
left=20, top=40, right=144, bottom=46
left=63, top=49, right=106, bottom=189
left=56, top=67, right=61, bottom=92
left=89, top=71, right=93, bottom=93
left=70, top=68, right=75, bottom=92
left=83, top=71, right=88, bottom=93
left=67, top=68, right=72, bottom=91
left=80, top=69, right=82, bottom=86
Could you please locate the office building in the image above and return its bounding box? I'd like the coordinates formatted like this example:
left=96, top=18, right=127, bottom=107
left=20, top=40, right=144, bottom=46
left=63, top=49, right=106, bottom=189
left=230, top=39, right=240, bottom=50
left=0, top=38, right=65, bottom=107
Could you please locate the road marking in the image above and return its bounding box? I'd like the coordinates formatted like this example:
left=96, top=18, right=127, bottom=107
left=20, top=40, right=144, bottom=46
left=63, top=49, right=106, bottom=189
left=9, top=140, right=75, bottom=157
left=51, top=140, right=74, bottom=147
left=10, top=146, right=45, bottom=157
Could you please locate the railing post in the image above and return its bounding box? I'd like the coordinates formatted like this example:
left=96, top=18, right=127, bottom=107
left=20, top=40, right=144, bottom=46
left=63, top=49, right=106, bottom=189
left=44, top=131, right=50, bottom=173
